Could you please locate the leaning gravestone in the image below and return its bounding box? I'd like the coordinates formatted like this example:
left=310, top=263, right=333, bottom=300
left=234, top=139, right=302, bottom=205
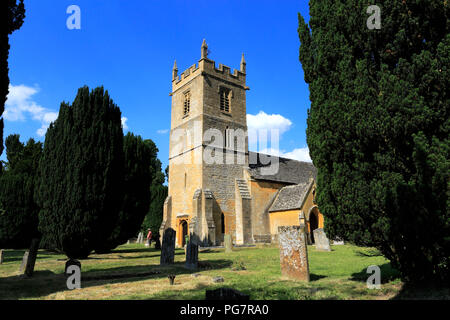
left=0, top=249, right=3, bottom=264
left=224, top=234, right=233, bottom=253
left=19, top=238, right=40, bottom=277
left=160, top=228, right=176, bottom=265
left=313, top=228, right=331, bottom=251
left=185, top=242, right=198, bottom=270
left=278, top=226, right=309, bottom=282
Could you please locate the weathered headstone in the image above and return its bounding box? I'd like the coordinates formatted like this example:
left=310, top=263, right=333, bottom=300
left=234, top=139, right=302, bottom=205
left=333, top=237, right=345, bottom=245
left=19, top=238, right=40, bottom=277
left=160, top=228, right=176, bottom=265
left=278, top=226, right=309, bottom=282
left=136, top=232, right=144, bottom=244
left=0, top=249, right=3, bottom=264
left=313, top=228, right=331, bottom=251
left=185, top=242, right=198, bottom=270
left=224, top=234, right=233, bottom=253
left=205, top=288, right=250, bottom=300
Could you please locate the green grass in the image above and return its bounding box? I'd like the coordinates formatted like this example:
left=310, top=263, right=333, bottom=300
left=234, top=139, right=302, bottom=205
left=0, top=243, right=447, bottom=300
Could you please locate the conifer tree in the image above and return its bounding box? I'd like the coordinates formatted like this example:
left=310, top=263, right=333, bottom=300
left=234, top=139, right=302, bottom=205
left=141, top=142, right=167, bottom=237
left=0, top=134, right=42, bottom=249
left=299, top=1, right=449, bottom=282
left=95, top=133, right=154, bottom=252
left=36, top=86, right=124, bottom=259
left=1, top=0, right=25, bottom=159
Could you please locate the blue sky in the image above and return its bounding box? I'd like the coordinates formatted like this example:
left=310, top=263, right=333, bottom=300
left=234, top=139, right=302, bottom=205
left=3, top=0, right=312, bottom=172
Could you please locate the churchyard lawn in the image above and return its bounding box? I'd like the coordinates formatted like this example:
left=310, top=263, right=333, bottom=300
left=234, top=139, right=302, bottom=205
left=0, top=244, right=447, bottom=300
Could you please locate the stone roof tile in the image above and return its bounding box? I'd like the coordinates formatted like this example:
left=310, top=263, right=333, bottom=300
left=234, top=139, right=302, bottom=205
left=269, top=179, right=314, bottom=212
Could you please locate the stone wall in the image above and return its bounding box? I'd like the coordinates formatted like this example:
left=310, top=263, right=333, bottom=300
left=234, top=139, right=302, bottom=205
left=249, top=179, right=287, bottom=240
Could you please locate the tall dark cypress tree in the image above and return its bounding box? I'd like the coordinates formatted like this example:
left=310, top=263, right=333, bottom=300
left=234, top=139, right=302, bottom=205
left=36, top=86, right=124, bottom=259
left=0, top=0, right=25, bottom=159
left=0, top=134, right=42, bottom=249
left=299, top=1, right=449, bottom=282
left=141, top=141, right=167, bottom=236
left=95, top=133, right=153, bottom=253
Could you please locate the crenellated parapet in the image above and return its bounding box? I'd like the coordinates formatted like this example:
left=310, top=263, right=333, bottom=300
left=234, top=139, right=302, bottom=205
left=171, top=39, right=248, bottom=94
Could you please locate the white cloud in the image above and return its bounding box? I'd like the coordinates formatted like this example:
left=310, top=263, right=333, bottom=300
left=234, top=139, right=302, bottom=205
left=157, top=129, right=169, bottom=134
left=259, top=147, right=312, bottom=163
left=121, top=117, right=128, bottom=131
left=245, top=110, right=311, bottom=162
left=247, top=111, right=292, bottom=135
left=4, top=84, right=58, bottom=137
left=282, top=147, right=312, bottom=162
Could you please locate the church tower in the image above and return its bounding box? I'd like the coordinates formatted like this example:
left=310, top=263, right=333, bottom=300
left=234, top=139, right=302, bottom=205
left=160, top=40, right=251, bottom=247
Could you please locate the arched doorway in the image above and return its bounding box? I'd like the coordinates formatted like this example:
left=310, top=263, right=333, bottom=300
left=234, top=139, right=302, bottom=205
left=309, top=209, right=319, bottom=243
left=180, top=220, right=188, bottom=247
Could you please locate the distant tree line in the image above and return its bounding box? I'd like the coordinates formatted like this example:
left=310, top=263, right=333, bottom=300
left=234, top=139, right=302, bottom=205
left=0, top=86, right=167, bottom=259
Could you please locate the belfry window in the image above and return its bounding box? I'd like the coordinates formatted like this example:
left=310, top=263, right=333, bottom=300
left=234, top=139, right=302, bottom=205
left=220, top=88, right=230, bottom=113
left=183, top=92, right=191, bottom=116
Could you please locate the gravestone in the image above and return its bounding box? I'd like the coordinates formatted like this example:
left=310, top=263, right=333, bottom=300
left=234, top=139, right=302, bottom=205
left=160, top=228, right=176, bottom=265
left=185, top=242, right=198, bottom=270
left=333, top=237, right=345, bottom=245
left=278, top=226, right=309, bottom=282
left=19, top=238, right=40, bottom=277
left=155, top=236, right=161, bottom=250
left=205, top=288, right=250, bottom=300
left=313, top=228, right=331, bottom=251
left=136, top=232, right=144, bottom=244
left=65, top=259, right=81, bottom=274
left=0, top=249, right=3, bottom=264
left=224, top=234, right=233, bottom=253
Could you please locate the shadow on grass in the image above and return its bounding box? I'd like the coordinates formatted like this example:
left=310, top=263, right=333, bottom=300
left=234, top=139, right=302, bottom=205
left=146, top=279, right=328, bottom=300
left=350, top=263, right=400, bottom=284
left=355, top=248, right=383, bottom=257
left=391, top=281, right=450, bottom=300
left=1, top=250, right=26, bottom=263
left=310, top=274, right=327, bottom=281
left=0, top=257, right=233, bottom=300
left=1, top=250, right=63, bottom=263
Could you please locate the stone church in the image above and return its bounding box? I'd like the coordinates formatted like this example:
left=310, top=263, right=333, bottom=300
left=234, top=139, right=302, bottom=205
left=160, top=40, right=324, bottom=247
